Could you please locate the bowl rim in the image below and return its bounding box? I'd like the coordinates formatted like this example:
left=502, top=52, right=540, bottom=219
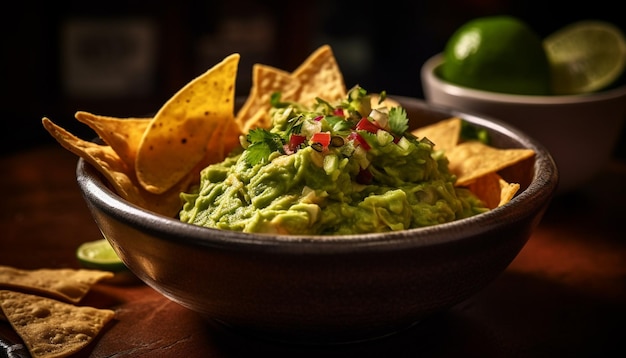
left=76, top=98, right=558, bottom=254
left=421, top=53, right=626, bottom=104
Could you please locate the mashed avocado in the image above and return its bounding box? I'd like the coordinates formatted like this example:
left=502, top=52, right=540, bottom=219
left=179, top=87, right=487, bottom=235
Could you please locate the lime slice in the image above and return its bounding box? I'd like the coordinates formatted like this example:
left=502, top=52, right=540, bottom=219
left=76, top=238, right=127, bottom=272
left=544, top=20, right=626, bottom=95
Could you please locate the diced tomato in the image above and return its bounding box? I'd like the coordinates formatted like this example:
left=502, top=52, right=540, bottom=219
left=288, top=134, right=306, bottom=151
left=349, top=132, right=371, bottom=151
left=355, top=117, right=380, bottom=133
left=311, top=132, right=331, bottom=147
left=333, top=108, right=344, bottom=116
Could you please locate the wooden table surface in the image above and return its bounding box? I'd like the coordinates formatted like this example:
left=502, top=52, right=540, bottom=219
left=1, top=144, right=625, bottom=357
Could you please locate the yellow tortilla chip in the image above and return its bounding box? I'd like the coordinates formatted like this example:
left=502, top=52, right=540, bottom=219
left=235, top=64, right=300, bottom=132
left=0, top=265, right=112, bottom=304
left=236, top=45, right=346, bottom=133
left=136, top=53, right=240, bottom=194
left=74, top=111, right=150, bottom=169
left=411, top=117, right=462, bottom=153
left=466, top=172, right=521, bottom=208
left=447, top=141, right=535, bottom=186
left=41, top=118, right=188, bottom=217
left=292, top=44, right=347, bottom=106
left=498, top=180, right=521, bottom=206
left=0, top=290, right=115, bottom=358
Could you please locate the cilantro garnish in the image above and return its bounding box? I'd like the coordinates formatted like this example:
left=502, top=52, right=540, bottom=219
left=285, top=115, right=304, bottom=137
left=377, top=90, right=387, bottom=104
left=244, top=129, right=285, bottom=165
left=388, top=107, right=409, bottom=136
left=324, top=115, right=354, bottom=135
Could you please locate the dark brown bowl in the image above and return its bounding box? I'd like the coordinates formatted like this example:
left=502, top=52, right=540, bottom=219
left=76, top=96, right=558, bottom=344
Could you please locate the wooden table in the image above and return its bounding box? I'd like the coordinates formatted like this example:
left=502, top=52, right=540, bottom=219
left=1, top=144, right=625, bottom=357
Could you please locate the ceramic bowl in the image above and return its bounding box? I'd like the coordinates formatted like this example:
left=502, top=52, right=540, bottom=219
left=76, top=97, right=558, bottom=344
left=421, top=53, right=626, bottom=194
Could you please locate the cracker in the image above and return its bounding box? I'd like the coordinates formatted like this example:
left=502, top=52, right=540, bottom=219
left=0, top=266, right=113, bottom=304
left=0, top=290, right=114, bottom=358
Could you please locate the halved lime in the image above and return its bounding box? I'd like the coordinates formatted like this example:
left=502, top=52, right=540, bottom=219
left=76, top=238, right=127, bottom=272
left=544, top=20, right=626, bottom=95
left=440, top=15, right=551, bottom=95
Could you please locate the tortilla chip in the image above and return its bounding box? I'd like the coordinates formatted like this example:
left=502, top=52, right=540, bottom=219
left=236, top=45, right=346, bottom=133
left=235, top=64, right=300, bottom=132
left=0, top=290, right=115, bottom=358
left=411, top=117, right=462, bottom=153
left=208, top=116, right=244, bottom=162
left=74, top=111, right=150, bottom=169
left=498, top=180, right=521, bottom=206
left=292, top=44, right=347, bottom=106
left=0, top=266, right=113, bottom=304
left=447, top=141, right=535, bottom=187
left=466, top=172, right=521, bottom=208
left=136, top=53, right=240, bottom=194
left=41, top=118, right=187, bottom=217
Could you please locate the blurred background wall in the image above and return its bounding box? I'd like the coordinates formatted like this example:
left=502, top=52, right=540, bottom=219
left=2, top=0, right=624, bottom=157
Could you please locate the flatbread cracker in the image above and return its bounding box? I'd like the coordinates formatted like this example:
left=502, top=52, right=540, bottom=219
left=0, top=290, right=115, bottom=358
left=0, top=265, right=113, bottom=304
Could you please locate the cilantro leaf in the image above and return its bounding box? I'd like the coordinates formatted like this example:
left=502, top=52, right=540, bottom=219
left=324, top=115, right=354, bottom=135
left=244, top=129, right=285, bottom=165
left=388, top=107, right=409, bottom=136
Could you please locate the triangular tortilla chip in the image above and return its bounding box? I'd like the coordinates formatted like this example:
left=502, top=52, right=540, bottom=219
left=42, top=118, right=188, bottom=217
left=0, top=266, right=113, bottom=304
left=292, top=44, right=347, bottom=106
left=0, top=290, right=115, bottom=358
left=74, top=111, right=150, bottom=169
left=466, top=172, right=521, bottom=208
left=498, top=180, right=521, bottom=206
left=235, top=64, right=301, bottom=132
left=411, top=117, right=462, bottom=153
left=136, top=53, right=240, bottom=194
left=447, top=141, right=535, bottom=187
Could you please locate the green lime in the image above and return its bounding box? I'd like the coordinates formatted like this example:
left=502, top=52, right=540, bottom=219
left=76, top=238, right=127, bottom=272
left=440, top=15, right=551, bottom=95
left=544, top=20, right=626, bottom=95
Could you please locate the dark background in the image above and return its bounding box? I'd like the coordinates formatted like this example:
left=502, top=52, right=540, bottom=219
left=2, top=0, right=625, bottom=157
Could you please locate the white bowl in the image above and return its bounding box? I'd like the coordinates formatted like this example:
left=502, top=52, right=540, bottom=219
left=421, top=53, right=626, bottom=193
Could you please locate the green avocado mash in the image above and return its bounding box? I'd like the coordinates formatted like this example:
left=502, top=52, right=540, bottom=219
left=179, top=87, right=488, bottom=235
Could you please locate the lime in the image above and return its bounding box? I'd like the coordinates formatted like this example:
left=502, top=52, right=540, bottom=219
left=440, top=15, right=551, bottom=95
left=76, top=238, right=127, bottom=272
left=544, top=20, right=626, bottom=95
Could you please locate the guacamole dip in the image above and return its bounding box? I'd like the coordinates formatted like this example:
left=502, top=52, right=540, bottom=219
left=179, top=87, right=487, bottom=235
